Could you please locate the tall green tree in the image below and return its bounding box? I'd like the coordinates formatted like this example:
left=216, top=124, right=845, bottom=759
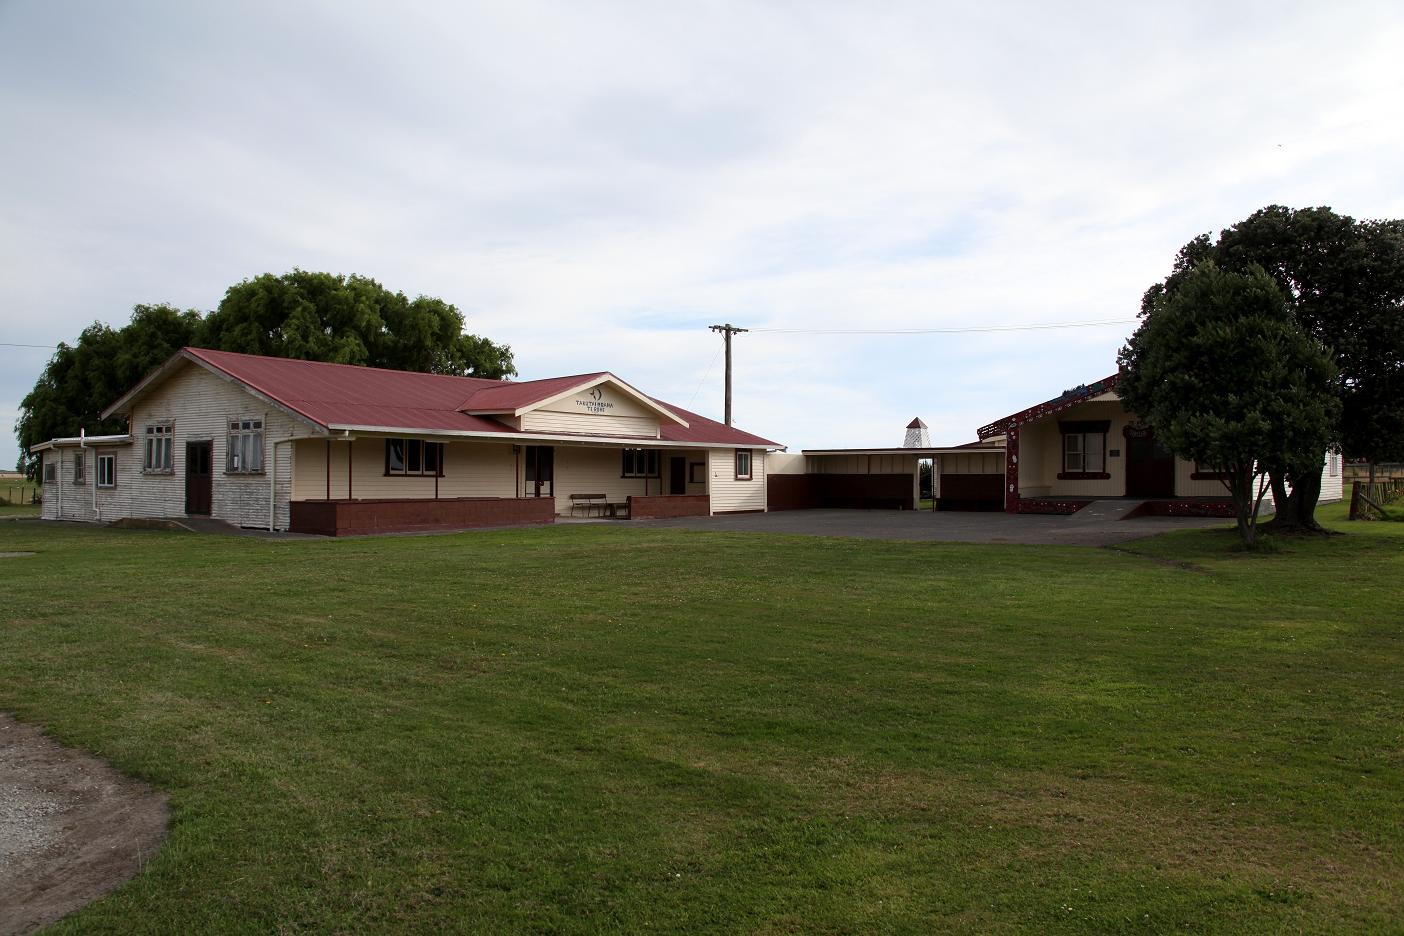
left=201, top=271, right=515, bottom=378
left=16, top=304, right=203, bottom=475
left=16, top=272, right=516, bottom=475
left=1119, top=263, right=1340, bottom=547
left=1143, top=206, right=1404, bottom=530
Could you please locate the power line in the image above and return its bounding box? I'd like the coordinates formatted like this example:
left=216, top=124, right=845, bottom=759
left=687, top=340, right=724, bottom=408
left=748, top=318, right=1135, bottom=336
left=0, top=342, right=59, bottom=349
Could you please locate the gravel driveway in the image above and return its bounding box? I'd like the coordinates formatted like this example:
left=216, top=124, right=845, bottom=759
left=0, top=715, right=167, bottom=936
left=640, top=507, right=1231, bottom=547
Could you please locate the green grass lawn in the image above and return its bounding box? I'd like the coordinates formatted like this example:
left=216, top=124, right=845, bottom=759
left=2, top=504, right=1401, bottom=934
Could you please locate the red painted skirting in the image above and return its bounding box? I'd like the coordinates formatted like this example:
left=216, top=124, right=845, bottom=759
left=290, top=497, right=555, bottom=536
left=766, top=473, right=915, bottom=510
left=628, top=494, right=710, bottom=519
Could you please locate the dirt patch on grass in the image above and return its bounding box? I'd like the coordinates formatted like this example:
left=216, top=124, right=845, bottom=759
left=0, top=714, right=168, bottom=935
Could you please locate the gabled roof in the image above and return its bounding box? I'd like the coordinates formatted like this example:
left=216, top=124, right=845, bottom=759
left=976, top=373, right=1121, bottom=439
left=457, top=373, right=607, bottom=413
left=103, top=348, right=779, bottom=448
left=459, top=371, right=690, bottom=426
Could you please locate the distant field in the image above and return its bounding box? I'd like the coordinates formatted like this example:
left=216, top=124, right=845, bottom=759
left=1, top=502, right=1401, bottom=934
left=0, top=476, right=41, bottom=516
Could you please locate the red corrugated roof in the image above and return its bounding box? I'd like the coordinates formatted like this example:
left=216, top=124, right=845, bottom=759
left=181, top=348, right=779, bottom=447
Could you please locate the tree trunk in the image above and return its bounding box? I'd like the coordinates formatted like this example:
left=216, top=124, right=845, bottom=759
left=1231, top=467, right=1257, bottom=547
left=1263, top=464, right=1325, bottom=533
left=1270, top=472, right=1288, bottom=517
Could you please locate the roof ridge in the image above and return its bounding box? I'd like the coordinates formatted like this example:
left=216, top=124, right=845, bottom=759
left=186, top=347, right=508, bottom=386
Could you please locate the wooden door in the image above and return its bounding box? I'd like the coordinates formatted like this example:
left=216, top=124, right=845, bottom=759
left=1124, top=426, right=1175, bottom=497
left=185, top=441, right=212, bottom=515
left=669, top=457, right=686, bottom=494
left=525, top=446, right=553, bottom=497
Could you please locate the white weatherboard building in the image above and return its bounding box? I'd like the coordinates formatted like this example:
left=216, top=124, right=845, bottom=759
left=32, top=348, right=782, bottom=535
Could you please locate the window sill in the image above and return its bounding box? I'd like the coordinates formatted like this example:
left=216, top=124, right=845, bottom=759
left=224, top=471, right=267, bottom=477
left=1056, top=471, right=1110, bottom=480
left=382, top=473, right=445, bottom=478
left=734, top=476, right=753, bottom=482
left=142, top=469, right=175, bottom=475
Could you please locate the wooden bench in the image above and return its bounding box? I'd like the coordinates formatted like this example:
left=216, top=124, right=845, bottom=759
left=568, top=493, right=606, bottom=517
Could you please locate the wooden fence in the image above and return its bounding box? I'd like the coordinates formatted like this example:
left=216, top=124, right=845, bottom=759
left=1349, top=479, right=1404, bottom=520
left=1344, top=463, right=1404, bottom=484
left=2, top=483, right=41, bottom=507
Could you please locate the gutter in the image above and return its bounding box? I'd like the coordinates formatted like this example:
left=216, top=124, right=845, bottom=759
left=323, top=424, right=785, bottom=452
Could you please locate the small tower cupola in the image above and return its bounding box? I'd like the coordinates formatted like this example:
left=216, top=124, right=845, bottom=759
left=903, top=417, right=930, bottom=448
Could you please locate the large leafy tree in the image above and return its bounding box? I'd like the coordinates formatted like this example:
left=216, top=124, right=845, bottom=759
left=201, top=271, right=515, bottom=378
left=16, top=304, right=203, bottom=474
left=16, top=272, right=515, bottom=474
left=1142, top=206, right=1404, bottom=530
left=1119, top=263, right=1340, bottom=546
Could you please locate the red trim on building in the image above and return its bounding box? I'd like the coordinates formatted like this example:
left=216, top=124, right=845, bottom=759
left=289, top=497, right=554, bottom=536
left=978, top=374, right=1120, bottom=440
left=628, top=494, right=711, bottom=519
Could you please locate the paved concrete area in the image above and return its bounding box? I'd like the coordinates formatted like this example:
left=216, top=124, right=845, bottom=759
left=640, top=508, right=1231, bottom=547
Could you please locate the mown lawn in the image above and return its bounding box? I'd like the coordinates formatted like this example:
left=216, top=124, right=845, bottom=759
left=1, top=505, right=1401, bottom=934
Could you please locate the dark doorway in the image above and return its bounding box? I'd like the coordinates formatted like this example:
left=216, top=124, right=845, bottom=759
left=525, top=445, right=553, bottom=497
left=185, top=440, right=212, bottom=515
left=1124, top=426, right=1175, bottom=497
left=669, top=457, right=686, bottom=494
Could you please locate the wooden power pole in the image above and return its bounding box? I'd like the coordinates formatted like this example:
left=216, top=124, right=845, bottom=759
left=708, top=323, right=748, bottom=426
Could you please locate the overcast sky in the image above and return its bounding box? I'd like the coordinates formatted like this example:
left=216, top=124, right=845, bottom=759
left=3, top=1, right=1402, bottom=467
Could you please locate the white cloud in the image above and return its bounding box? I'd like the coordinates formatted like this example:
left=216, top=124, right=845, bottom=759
left=2, top=0, right=1402, bottom=465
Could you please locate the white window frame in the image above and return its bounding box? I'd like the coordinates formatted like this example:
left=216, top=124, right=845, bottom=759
left=226, top=418, right=265, bottom=474
left=734, top=449, right=753, bottom=481
left=97, top=453, right=116, bottom=489
left=144, top=423, right=174, bottom=473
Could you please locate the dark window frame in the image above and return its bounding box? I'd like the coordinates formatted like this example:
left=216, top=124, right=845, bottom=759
left=688, top=461, right=705, bottom=484
left=1190, top=461, right=1232, bottom=481
left=43, top=459, right=57, bottom=483
left=383, top=438, right=445, bottom=477
left=621, top=448, right=661, bottom=479
left=1057, top=420, right=1109, bottom=480
left=72, top=451, right=86, bottom=485
left=734, top=449, right=753, bottom=481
